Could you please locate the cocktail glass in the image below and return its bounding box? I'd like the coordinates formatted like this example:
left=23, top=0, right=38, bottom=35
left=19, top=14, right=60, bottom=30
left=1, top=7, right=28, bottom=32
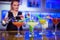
left=27, top=21, right=38, bottom=37
left=12, top=20, right=24, bottom=37
left=39, top=19, right=47, bottom=33
left=52, top=18, right=58, bottom=40
left=52, top=18, right=58, bottom=31
left=39, top=19, right=47, bottom=40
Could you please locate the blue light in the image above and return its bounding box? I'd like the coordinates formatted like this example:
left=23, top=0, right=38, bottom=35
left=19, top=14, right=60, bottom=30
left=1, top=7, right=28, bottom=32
left=34, top=31, right=42, bottom=38
left=24, top=31, right=30, bottom=39
left=46, top=30, right=55, bottom=38
left=27, top=0, right=40, bottom=8
left=46, top=0, right=60, bottom=9
left=1, top=10, right=8, bottom=20
left=56, top=13, right=60, bottom=18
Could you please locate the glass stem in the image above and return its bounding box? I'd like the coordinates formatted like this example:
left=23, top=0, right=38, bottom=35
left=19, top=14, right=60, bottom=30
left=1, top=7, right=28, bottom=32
left=41, top=24, right=43, bottom=40
left=18, top=27, right=20, bottom=35
left=55, top=24, right=57, bottom=32
left=32, top=27, right=34, bottom=34
left=41, top=24, right=43, bottom=34
left=55, top=24, right=57, bottom=40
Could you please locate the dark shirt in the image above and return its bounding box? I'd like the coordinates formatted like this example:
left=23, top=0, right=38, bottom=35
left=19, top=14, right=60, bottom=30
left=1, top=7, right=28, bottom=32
left=6, top=11, right=23, bottom=31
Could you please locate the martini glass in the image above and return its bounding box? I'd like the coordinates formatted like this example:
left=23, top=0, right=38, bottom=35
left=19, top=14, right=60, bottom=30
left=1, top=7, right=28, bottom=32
left=51, top=18, right=58, bottom=40
left=12, top=19, right=24, bottom=37
left=39, top=19, right=47, bottom=40
left=39, top=19, right=47, bottom=33
left=52, top=18, right=58, bottom=31
left=27, top=20, right=38, bottom=37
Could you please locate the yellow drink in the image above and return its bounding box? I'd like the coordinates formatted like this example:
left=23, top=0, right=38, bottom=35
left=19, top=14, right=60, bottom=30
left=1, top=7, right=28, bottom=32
left=40, top=19, right=46, bottom=24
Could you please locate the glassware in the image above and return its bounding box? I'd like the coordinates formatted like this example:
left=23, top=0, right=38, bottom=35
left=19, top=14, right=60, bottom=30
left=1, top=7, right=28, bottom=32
left=12, top=20, right=24, bottom=37
left=39, top=19, right=47, bottom=40
left=52, top=18, right=58, bottom=40
left=11, top=15, right=24, bottom=37
left=39, top=19, right=46, bottom=33
left=27, top=20, right=38, bottom=37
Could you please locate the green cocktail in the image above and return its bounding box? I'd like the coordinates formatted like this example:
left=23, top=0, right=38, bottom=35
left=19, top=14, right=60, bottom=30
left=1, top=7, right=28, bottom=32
left=27, top=21, right=38, bottom=37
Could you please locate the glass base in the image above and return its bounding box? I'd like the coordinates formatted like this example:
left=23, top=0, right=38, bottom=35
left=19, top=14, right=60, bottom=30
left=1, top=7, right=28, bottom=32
left=53, top=32, right=55, bottom=35
left=29, top=34, right=32, bottom=37
left=39, top=32, right=43, bottom=35
left=29, top=34, right=34, bottom=37
left=39, top=32, right=47, bottom=35
left=29, top=33, right=34, bottom=37
left=15, top=34, right=23, bottom=37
